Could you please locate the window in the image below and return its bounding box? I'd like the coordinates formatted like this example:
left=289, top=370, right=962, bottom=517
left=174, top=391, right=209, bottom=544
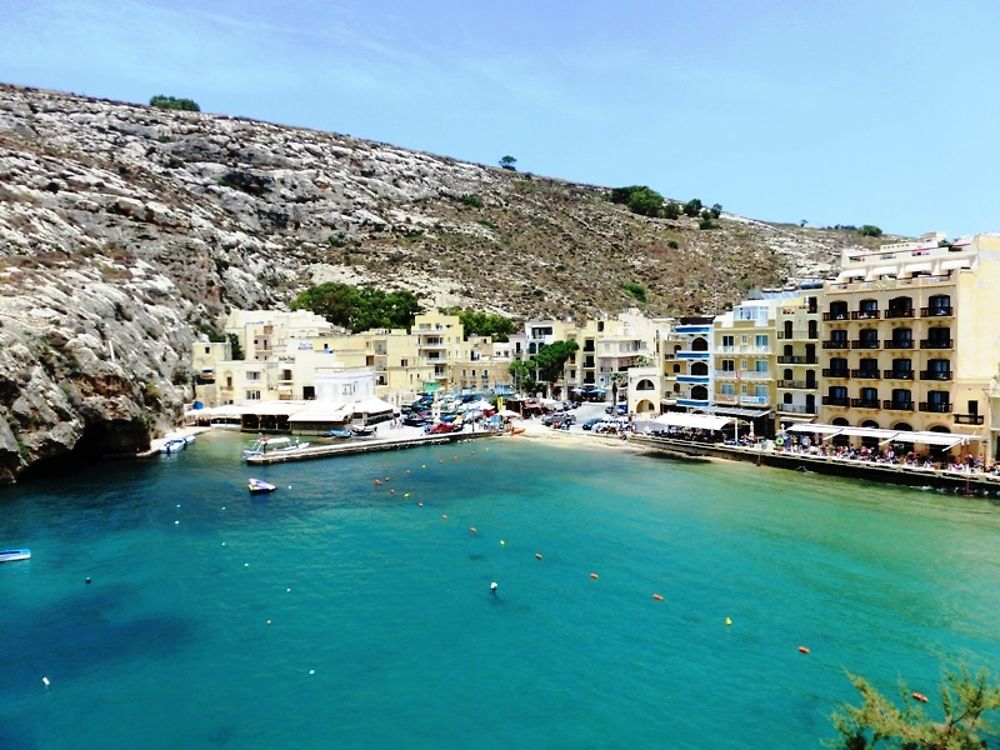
left=246, top=390, right=261, bottom=400
left=860, top=387, right=878, bottom=402
left=755, top=335, right=768, bottom=348
left=754, top=385, right=768, bottom=398
left=783, top=392, right=793, bottom=404
left=754, top=360, right=769, bottom=374
left=721, top=359, right=735, bottom=371
left=721, top=383, right=735, bottom=395
left=246, top=371, right=260, bottom=381
left=400, top=358, right=408, bottom=367
left=722, top=335, right=735, bottom=348
left=204, top=346, right=211, bottom=354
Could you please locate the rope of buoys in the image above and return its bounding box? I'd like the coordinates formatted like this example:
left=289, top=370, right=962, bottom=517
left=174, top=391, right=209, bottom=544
left=912, top=692, right=928, bottom=703
left=417, top=501, right=424, bottom=507
left=590, top=572, right=599, bottom=580
left=798, top=646, right=810, bottom=654
left=652, top=593, right=664, bottom=601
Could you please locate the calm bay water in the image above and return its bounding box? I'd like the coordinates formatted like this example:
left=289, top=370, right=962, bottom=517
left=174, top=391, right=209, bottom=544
left=2, top=433, right=999, bottom=749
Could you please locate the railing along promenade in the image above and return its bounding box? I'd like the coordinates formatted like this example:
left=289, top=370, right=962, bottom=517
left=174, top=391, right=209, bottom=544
left=628, top=433, right=1000, bottom=496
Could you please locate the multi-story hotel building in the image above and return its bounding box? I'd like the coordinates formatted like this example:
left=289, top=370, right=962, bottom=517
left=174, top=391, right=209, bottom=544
left=817, top=232, right=1000, bottom=455
left=670, top=317, right=715, bottom=409
left=774, top=289, right=821, bottom=426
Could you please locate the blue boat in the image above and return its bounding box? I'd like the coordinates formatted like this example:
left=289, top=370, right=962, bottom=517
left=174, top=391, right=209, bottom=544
left=325, top=427, right=353, bottom=439
left=0, top=548, right=31, bottom=563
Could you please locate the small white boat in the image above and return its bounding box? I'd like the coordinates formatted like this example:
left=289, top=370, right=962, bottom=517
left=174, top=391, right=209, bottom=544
left=184, top=434, right=196, bottom=446
left=161, top=437, right=187, bottom=455
left=0, top=548, right=31, bottom=563
left=247, top=478, right=276, bottom=494
left=242, top=437, right=310, bottom=459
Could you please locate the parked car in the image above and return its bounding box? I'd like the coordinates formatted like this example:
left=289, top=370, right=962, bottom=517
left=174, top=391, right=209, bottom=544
left=428, top=422, right=459, bottom=435
left=604, top=403, right=628, bottom=416
left=581, top=417, right=603, bottom=431
left=403, top=415, right=429, bottom=427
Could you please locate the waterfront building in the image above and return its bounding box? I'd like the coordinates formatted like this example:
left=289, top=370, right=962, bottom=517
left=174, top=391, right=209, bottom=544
left=774, top=289, right=821, bottom=428
left=816, top=232, right=1000, bottom=458
left=669, top=316, right=716, bottom=409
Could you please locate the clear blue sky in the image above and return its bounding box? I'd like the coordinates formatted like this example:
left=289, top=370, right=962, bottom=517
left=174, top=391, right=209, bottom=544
left=3, top=0, right=998, bottom=237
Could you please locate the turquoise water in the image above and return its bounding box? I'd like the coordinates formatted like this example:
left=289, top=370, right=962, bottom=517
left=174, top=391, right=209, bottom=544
left=2, top=433, right=999, bottom=749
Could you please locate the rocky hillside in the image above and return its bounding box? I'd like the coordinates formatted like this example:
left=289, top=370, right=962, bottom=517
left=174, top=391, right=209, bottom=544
left=0, top=83, right=897, bottom=482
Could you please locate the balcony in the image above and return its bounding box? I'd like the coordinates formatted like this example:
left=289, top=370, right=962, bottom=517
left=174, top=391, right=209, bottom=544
left=779, top=403, right=817, bottom=415
left=850, top=369, right=881, bottom=379
left=823, top=312, right=849, bottom=321
left=918, top=401, right=952, bottom=413
left=676, top=350, right=711, bottom=359
left=883, top=340, right=914, bottom=350
left=677, top=375, right=711, bottom=384
left=919, top=306, right=953, bottom=317
left=920, top=339, right=953, bottom=349
left=882, top=370, right=914, bottom=380
left=851, top=311, right=881, bottom=320
left=883, top=308, right=914, bottom=319
left=851, top=398, right=881, bottom=409
left=777, top=331, right=809, bottom=339
left=777, top=355, right=818, bottom=364
left=740, top=395, right=770, bottom=405
left=777, top=380, right=812, bottom=389
left=822, top=340, right=849, bottom=350
left=822, top=396, right=849, bottom=407
left=920, top=370, right=952, bottom=381
left=954, top=414, right=985, bottom=425
left=850, top=340, right=881, bottom=350
left=822, top=368, right=849, bottom=378
left=882, top=400, right=914, bottom=411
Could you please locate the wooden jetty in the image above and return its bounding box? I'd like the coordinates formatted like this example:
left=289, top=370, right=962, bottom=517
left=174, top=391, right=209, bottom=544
left=245, top=430, right=498, bottom=465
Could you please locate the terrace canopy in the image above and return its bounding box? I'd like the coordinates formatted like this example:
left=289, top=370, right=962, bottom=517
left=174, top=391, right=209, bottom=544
left=652, top=412, right=734, bottom=431
left=785, top=423, right=984, bottom=449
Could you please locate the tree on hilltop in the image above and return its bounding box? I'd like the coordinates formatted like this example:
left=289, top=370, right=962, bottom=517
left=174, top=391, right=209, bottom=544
left=499, top=155, right=518, bottom=171
left=683, top=198, right=703, bottom=217
left=860, top=225, right=883, bottom=237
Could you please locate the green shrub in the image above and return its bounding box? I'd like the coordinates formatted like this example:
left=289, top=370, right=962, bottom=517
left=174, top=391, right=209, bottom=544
left=667, top=240, right=679, bottom=249
left=859, top=224, right=883, bottom=237
left=149, top=95, right=200, bottom=112
left=683, top=198, right=703, bottom=217
left=622, top=281, right=648, bottom=303
left=458, top=194, right=483, bottom=208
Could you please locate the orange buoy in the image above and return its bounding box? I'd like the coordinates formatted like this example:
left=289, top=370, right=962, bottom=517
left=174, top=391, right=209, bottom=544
left=798, top=646, right=810, bottom=654
left=912, top=692, right=928, bottom=703
left=652, top=593, right=664, bottom=601
left=535, top=553, right=543, bottom=560
left=589, top=572, right=599, bottom=580
left=374, top=479, right=382, bottom=486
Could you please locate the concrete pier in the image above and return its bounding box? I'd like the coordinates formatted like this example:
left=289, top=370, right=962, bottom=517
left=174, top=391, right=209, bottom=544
left=245, top=430, right=498, bottom=465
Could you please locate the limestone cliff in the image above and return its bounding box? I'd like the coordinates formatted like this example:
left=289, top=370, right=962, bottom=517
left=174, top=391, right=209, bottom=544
left=0, top=83, right=895, bottom=482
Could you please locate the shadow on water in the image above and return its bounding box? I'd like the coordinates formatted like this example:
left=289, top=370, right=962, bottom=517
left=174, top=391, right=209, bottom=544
left=0, top=587, right=196, bottom=699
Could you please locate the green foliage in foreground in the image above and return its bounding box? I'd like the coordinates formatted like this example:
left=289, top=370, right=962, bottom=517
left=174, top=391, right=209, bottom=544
left=622, top=281, right=648, bottom=303
left=290, top=283, right=422, bottom=333
left=440, top=307, right=516, bottom=341
left=829, top=665, right=1000, bottom=749
left=149, top=95, right=200, bottom=112
left=507, top=359, right=536, bottom=394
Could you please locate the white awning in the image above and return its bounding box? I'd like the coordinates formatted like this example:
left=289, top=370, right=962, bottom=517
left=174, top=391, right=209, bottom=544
left=838, top=269, right=866, bottom=280
left=900, top=262, right=933, bottom=275
left=653, top=412, right=734, bottom=431
left=288, top=401, right=351, bottom=422
left=941, top=259, right=972, bottom=272
left=351, top=397, right=395, bottom=414
left=785, top=422, right=982, bottom=448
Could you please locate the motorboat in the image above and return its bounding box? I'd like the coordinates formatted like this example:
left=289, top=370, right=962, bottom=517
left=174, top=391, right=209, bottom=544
left=325, top=427, right=353, bottom=439
left=247, top=478, right=277, bottom=494
left=161, top=437, right=187, bottom=455
left=351, top=426, right=377, bottom=438
left=0, top=548, right=31, bottom=563
left=184, top=434, right=196, bottom=446
left=242, top=437, right=311, bottom=459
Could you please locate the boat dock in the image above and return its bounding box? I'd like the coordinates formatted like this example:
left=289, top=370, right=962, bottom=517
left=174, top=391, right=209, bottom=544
left=630, top=435, right=1000, bottom=495
left=245, top=430, right=499, bottom=465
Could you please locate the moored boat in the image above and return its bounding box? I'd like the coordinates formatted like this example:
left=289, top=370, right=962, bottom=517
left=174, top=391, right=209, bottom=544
left=325, top=427, right=353, bottom=439
left=0, top=548, right=31, bottom=563
left=161, top=437, right=187, bottom=455
left=351, top=425, right=377, bottom=438
left=242, top=437, right=311, bottom=459
left=247, top=478, right=277, bottom=494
